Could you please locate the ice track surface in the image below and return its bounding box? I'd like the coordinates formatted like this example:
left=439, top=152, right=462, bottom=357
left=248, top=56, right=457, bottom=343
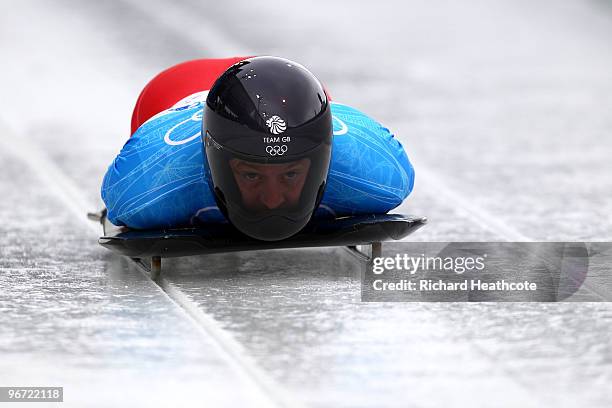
left=1, top=1, right=611, bottom=407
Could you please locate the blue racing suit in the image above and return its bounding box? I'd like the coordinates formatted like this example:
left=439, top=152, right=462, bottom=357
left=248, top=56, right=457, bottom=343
left=101, top=92, right=415, bottom=229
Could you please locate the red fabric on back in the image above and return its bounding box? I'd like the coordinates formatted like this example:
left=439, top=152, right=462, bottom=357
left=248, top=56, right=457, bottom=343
left=130, top=56, right=332, bottom=135
left=130, top=57, right=249, bottom=135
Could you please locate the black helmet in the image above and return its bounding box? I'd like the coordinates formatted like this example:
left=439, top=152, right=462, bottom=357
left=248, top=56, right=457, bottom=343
left=203, top=56, right=332, bottom=241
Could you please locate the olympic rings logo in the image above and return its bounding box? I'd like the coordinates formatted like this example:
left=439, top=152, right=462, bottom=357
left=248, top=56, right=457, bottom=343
left=266, top=145, right=288, bottom=156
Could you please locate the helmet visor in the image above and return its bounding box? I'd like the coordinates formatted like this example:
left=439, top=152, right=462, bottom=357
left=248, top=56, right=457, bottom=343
left=205, top=132, right=330, bottom=225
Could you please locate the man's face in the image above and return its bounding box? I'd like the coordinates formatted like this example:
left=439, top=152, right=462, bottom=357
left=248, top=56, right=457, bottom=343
left=229, top=158, right=311, bottom=211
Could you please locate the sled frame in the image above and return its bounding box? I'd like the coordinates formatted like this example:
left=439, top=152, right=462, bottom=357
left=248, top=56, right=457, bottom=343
left=88, top=209, right=425, bottom=280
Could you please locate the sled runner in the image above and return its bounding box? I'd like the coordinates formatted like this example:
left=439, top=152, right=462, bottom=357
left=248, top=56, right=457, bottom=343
left=88, top=209, right=426, bottom=279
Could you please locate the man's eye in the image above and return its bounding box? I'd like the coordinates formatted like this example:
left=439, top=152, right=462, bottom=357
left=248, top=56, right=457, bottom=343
left=243, top=172, right=260, bottom=181
left=284, top=171, right=298, bottom=180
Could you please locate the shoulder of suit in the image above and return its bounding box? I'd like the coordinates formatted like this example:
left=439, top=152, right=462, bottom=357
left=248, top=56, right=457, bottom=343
left=140, top=90, right=210, bottom=127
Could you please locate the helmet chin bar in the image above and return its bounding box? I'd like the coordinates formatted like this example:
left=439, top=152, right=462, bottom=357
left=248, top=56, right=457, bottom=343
left=224, top=202, right=312, bottom=241
left=213, top=180, right=325, bottom=241
left=213, top=186, right=310, bottom=241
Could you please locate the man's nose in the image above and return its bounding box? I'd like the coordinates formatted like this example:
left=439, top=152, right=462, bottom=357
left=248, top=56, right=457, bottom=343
left=260, top=182, right=286, bottom=209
